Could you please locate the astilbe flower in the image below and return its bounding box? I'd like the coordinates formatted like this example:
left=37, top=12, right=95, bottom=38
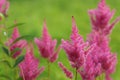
left=78, top=53, right=102, bottom=80
left=58, top=62, right=73, bottom=79
left=87, top=31, right=117, bottom=80
left=88, top=0, right=120, bottom=35
left=19, top=45, right=45, bottom=80
left=61, top=17, right=97, bottom=80
left=87, top=0, right=118, bottom=80
left=0, top=0, right=9, bottom=16
left=7, top=27, right=27, bottom=58
left=61, top=16, right=87, bottom=69
left=34, top=20, right=60, bottom=63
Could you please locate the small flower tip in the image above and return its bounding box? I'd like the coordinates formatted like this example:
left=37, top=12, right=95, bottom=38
left=101, top=0, right=105, bottom=3
left=72, top=16, right=76, bottom=26
left=99, top=0, right=106, bottom=5
left=71, top=17, right=79, bottom=34
left=100, top=0, right=104, bottom=2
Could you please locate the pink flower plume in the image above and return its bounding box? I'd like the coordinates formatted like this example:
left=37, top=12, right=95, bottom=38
left=58, top=62, right=73, bottom=79
left=19, top=45, right=45, bottom=80
left=61, top=16, right=88, bottom=69
left=0, top=0, right=9, bottom=16
left=88, top=0, right=120, bottom=35
left=34, top=20, right=60, bottom=62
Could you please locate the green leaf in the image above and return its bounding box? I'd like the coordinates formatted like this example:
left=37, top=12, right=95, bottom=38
left=2, top=47, right=9, bottom=56
left=0, top=74, right=12, bottom=80
left=7, top=23, right=25, bottom=29
left=13, top=55, right=24, bottom=68
left=0, top=60, right=12, bottom=68
left=11, top=35, right=34, bottom=45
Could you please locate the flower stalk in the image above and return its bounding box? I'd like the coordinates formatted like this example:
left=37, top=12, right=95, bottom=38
left=75, top=68, right=78, bottom=80
left=47, top=61, right=50, bottom=80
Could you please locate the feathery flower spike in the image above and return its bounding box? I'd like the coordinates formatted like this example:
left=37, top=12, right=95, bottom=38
left=34, top=20, right=60, bottom=62
left=0, top=0, right=9, bottom=16
left=58, top=62, right=73, bottom=79
left=87, top=0, right=118, bottom=80
left=61, top=16, right=87, bottom=69
left=88, top=0, right=120, bottom=35
left=19, top=45, right=45, bottom=80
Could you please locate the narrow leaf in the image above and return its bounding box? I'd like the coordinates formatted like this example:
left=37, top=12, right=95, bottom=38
left=0, top=74, right=12, bottom=80
left=7, top=23, right=25, bottom=29
left=0, top=60, right=12, bottom=68
left=13, top=55, right=24, bottom=68
left=11, top=35, right=34, bottom=45
left=2, top=47, right=9, bottom=56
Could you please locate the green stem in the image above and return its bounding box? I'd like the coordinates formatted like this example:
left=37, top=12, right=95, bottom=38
left=47, top=61, right=50, bottom=80
left=75, top=68, right=78, bottom=80
left=99, top=76, right=101, bottom=80
left=102, top=74, right=104, bottom=80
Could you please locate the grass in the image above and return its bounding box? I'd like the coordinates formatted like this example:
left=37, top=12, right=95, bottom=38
left=0, top=0, right=120, bottom=80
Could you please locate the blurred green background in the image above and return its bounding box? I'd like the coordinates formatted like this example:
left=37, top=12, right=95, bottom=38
left=1, top=0, right=120, bottom=80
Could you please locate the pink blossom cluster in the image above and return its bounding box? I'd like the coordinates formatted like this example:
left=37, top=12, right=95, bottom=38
left=0, top=0, right=9, bottom=16
left=19, top=45, right=45, bottom=80
left=60, top=17, right=97, bottom=80
left=88, top=0, right=120, bottom=36
left=34, top=20, right=60, bottom=63
left=59, top=0, right=119, bottom=80
left=87, top=0, right=119, bottom=80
